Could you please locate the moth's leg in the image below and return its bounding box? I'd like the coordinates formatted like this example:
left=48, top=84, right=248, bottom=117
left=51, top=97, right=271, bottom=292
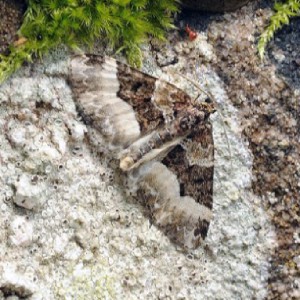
left=119, top=121, right=180, bottom=171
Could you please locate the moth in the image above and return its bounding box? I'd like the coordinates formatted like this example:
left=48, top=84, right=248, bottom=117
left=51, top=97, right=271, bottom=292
left=68, top=54, right=215, bottom=249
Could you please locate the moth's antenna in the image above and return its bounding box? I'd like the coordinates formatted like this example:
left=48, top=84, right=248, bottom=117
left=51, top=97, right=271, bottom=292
left=176, top=72, right=211, bottom=100
left=171, top=71, right=232, bottom=164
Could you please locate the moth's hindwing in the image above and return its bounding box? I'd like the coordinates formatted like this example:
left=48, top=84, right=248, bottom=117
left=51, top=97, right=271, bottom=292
left=69, top=54, right=214, bottom=249
left=129, top=124, right=214, bottom=249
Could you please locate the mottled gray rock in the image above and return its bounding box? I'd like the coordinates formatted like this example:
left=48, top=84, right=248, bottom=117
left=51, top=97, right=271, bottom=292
left=9, top=216, right=33, bottom=247
left=13, top=174, right=46, bottom=210
left=0, top=6, right=285, bottom=297
left=0, top=0, right=26, bottom=55
left=0, top=265, right=37, bottom=298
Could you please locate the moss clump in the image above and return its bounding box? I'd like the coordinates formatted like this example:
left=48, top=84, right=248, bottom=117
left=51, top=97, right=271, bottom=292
left=0, top=0, right=179, bottom=83
left=258, top=0, right=300, bottom=59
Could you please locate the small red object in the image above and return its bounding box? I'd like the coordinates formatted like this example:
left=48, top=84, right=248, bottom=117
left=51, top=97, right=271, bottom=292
left=185, top=25, right=197, bottom=41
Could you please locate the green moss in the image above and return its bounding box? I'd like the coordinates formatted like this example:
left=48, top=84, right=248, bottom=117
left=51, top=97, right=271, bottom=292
left=258, top=0, right=300, bottom=59
left=0, top=0, right=179, bottom=83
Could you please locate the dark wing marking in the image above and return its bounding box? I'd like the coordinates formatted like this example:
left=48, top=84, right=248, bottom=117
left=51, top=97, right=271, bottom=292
left=116, top=62, right=193, bottom=134
left=162, top=123, right=214, bottom=210
left=69, top=54, right=194, bottom=151
left=128, top=123, right=214, bottom=249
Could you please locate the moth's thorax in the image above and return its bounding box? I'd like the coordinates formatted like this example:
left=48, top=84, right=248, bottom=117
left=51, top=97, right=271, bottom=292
left=119, top=109, right=209, bottom=172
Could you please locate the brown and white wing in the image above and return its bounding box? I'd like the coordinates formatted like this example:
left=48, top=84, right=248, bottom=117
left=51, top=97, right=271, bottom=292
left=68, top=54, right=193, bottom=153
left=68, top=55, right=141, bottom=151
left=128, top=123, right=214, bottom=249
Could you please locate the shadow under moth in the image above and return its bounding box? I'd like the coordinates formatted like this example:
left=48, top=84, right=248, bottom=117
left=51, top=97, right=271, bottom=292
left=68, top=54, right=215, bottom=249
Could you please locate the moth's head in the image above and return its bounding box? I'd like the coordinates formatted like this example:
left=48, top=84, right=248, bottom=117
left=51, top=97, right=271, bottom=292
left=177, top=109, right=211, bottom=135
left=184, top=99, right=215, bottom=127
left=196, top=98, right=216, bottom=117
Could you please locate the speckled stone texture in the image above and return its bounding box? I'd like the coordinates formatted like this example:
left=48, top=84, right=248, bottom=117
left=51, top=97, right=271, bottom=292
left=0, top=47, right=275, bottom=300
left=0, top=0, right=298, bottom=299
left=203, top=1, right=299, bottom=298
left=0, top=0, right=26, bottom=55
left=269, top=17, right=300, bottom=89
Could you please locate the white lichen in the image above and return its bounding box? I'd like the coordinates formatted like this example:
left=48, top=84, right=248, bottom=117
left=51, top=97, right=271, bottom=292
left=9, top=216, right=33, bottom=247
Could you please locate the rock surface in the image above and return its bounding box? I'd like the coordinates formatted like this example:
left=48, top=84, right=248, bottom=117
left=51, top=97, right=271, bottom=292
left=9, top=216, right=33, bottom=247
left=0, top=39, right=277, bottom=299
left=0, top=0, right=299, bottom=299
left=0, top=0, right=26, bottom=55
left=0, top=264, right=37, bottom=298
left=204, top=2, right=300, bottom=298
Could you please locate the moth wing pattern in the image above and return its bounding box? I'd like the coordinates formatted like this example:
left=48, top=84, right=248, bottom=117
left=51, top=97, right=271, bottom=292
left=129, top=124, right=214, bottom=249
left=69, top=55, right=141, bottom=152
left=68, top=54, right=214, bottom=249
left=69, top=54, right=195, bottom=153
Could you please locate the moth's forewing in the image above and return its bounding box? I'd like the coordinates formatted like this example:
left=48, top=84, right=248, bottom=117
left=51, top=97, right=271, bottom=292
left=69, top=54, right=194, bottom=150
